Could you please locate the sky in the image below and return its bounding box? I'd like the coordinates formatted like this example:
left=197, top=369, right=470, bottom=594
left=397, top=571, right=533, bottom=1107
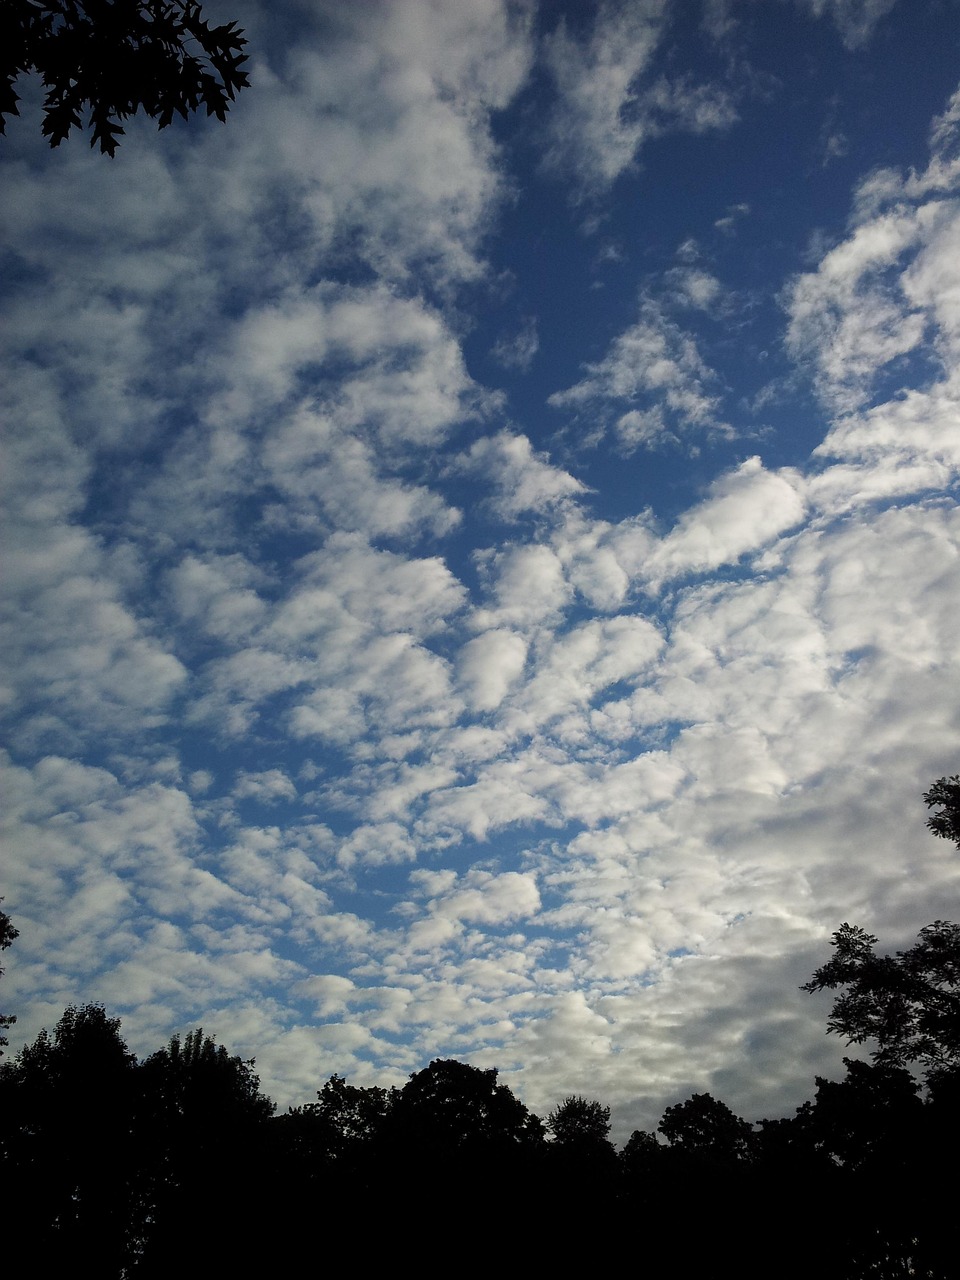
left=3, top=0, right=960, bottom=1141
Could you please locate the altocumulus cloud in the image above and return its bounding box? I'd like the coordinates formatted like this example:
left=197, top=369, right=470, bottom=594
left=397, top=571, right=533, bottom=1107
left=3, top=0, right=960, bottom=1139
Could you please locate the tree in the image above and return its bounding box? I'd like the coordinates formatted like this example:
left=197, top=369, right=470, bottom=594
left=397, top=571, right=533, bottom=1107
left=0, top=1004, right=142, bottom=1270
left=139, top=1025, right=274, bottom=1131
left=802, top=778, right=960, bottom=1087
left=543, top=1094, right=618, bottom=1204
left=390, top=1058, right=542, bottom=1151
left=134, top=1028, right=275, bottom=1274
left=545, top=1094, right=612, bottom=1148
left=658, top=1091, right=755, bottom=1162
left=0, top=899, right=17, bottom=1053
left=1, top=0, right=249, bottom=157
left=924, top=774, right=960, bottom=847
left=802, top=919, right=960, bottom=1085
left=819, top=1058, right=923, bottom=1163
left=621, top=1126, right=661, bottom=1168
left=305, top=1072, right=393, bottom=1154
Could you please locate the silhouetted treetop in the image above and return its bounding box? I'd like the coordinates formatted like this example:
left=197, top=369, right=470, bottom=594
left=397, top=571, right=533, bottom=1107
left=803, top=779, right=960, bottom=1087
left=140, top=1026, right=274, bottom=1124
left=391, top=1058, right=542, bottom=1149
left=924, top=774, right=960, bottom=848
left=546, top=1094, right=613, bottom=1148
left=802, top=920, right=960, bottom=1084
left=805, top=1056, right=923, bottom=1170
left=1, top=0, right=249, bottom=156
left=658, top=1091, right=755, bottom=1162
left=304, top=1072, right=393, bottom=1156
left=0, top=899, right=17, bottom=1054
left=2, top=1001, right=137, bottom=1090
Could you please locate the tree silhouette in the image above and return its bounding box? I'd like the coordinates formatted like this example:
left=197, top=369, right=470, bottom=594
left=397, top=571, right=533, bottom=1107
left=1, top=0, right=249, bottom=156
left=390, top=1057, right=542, bottom=1151
left=803, top=1057, right=923, bottom=1170
left=133, top=1028, right=275, bottom=1274
left=803, top=778, right=960, bottom=1087
left=621, top=1126, right=662, bottom=1171
left=802, top=920, right=960, bottom=1085
left=924, top=774, right=960, bottom=847
left=658, top=1091, right=755, bottom=1162
left=0, top=900, right=17, bottom=1053
left=546, top=1094, right=613, bottom=1148
left=0, top=1004, right=142, bottom=1270
left=306, top=1072, right=393, bottom=1156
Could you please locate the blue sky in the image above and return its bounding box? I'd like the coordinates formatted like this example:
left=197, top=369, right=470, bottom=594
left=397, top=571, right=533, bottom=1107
left=4, top=0, right=960, bottom=1138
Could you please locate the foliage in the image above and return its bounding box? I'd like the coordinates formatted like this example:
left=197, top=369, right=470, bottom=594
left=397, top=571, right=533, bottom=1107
left=1, top=781, right=957, bottom=1272
left=0, top=1003, right=142, bottom=1271
left=0, top=899, right=17, bottom=1053
left=1, top=0, right=249, bottom=156
left=802, top=919, right=960, bottom=1084
left=3, top=1000, right=138, bottom=1084
left=658, top=1091, right=755, bottom=1162
left=139, top=1025, right=275, bottom=1126
left=302, top=1072, right=394, bottom=1157
left=621, top=1127, right=661, bottom=1165
left=803, top=1057, right=923, bottom=1170
left=391, top=1058, right=543, bottom=1149
left=0, top=985, right=956, bottom=1276
left=546, top=1094, right=612, bottom=1147
left=133, top=1028, right=275, bottom=1272
left=924, top=774, right=960, bottom=847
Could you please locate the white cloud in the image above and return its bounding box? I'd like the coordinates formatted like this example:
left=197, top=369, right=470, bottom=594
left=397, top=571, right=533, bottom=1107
left=233, top=769, right=298, bottom=805
left=7, top=0, right=960, bottom=1142
left=264, top=403, right=460, bottom=540
left=471, top=543, right=573, bottom=632
left=168, top=554, right=268, bottom=643
left=491, top=316, right=540, bottom=371
left=785, top=91, right=960, bottom=414
left=0, top=513, right=187, bottom=743
left=418, top=868, right=541, bottom=927
left=508, top=615, right=664, bottom=737
left=549, top=298, right=727, bottom=448
left=645, top=458, right=807, bottom=586
left=796, top=0, right=898, bottom=49
left=458, top=630, right=529, bottom=712
left=336, top=821, right=419, bottom=869
left=784, top=210, right=930, bottom=413
left=462, top=431, right=586, bottom=519
left=541, top=1, right=735, bottom=196
left=664, top=266, right=724, bottom=311
left=542, top=0, right=666, bottom=190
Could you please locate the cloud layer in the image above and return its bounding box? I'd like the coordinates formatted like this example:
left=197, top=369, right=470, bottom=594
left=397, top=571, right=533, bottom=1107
left=3, top=0, right=959, bottom=1138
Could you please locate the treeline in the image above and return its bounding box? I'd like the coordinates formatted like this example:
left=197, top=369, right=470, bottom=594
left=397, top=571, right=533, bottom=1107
left=1, top=996, right=956, bottom=1277
left=2, top=778, right=959, bottom=1277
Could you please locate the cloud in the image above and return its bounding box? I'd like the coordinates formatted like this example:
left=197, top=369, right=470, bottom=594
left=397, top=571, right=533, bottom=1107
left=458, top=630, right=529, bottom=712
left=6, top=0, right=960, bottom=1138
left=471, top=543, right=573, bottom=632
left=784, top=211, right=930, bottom=414
left=541, top=0, right=667, bottom=191
left=462, top=431, right=587, bottom=519
left=541, top=0, right=735, bottom=196
left=233, top=770, right=298, bottom=805
left=549, top=298, right=727, bottom=448
left=491, top=316, right=540, bottom=371
left=0, top=510, right=187, bottom=746
left=238, top=0, right=534, bottom=286
left=645, top=458, right=807, bottom=586
left=714, top=202, right=750, bottom=234
left=663, top=266, right=724, bottom=311
left=413, top=868, right=541, bottom=927
left=796, top=0, right=898, bottom=50
left=784, top=89, right=960, bottom=414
